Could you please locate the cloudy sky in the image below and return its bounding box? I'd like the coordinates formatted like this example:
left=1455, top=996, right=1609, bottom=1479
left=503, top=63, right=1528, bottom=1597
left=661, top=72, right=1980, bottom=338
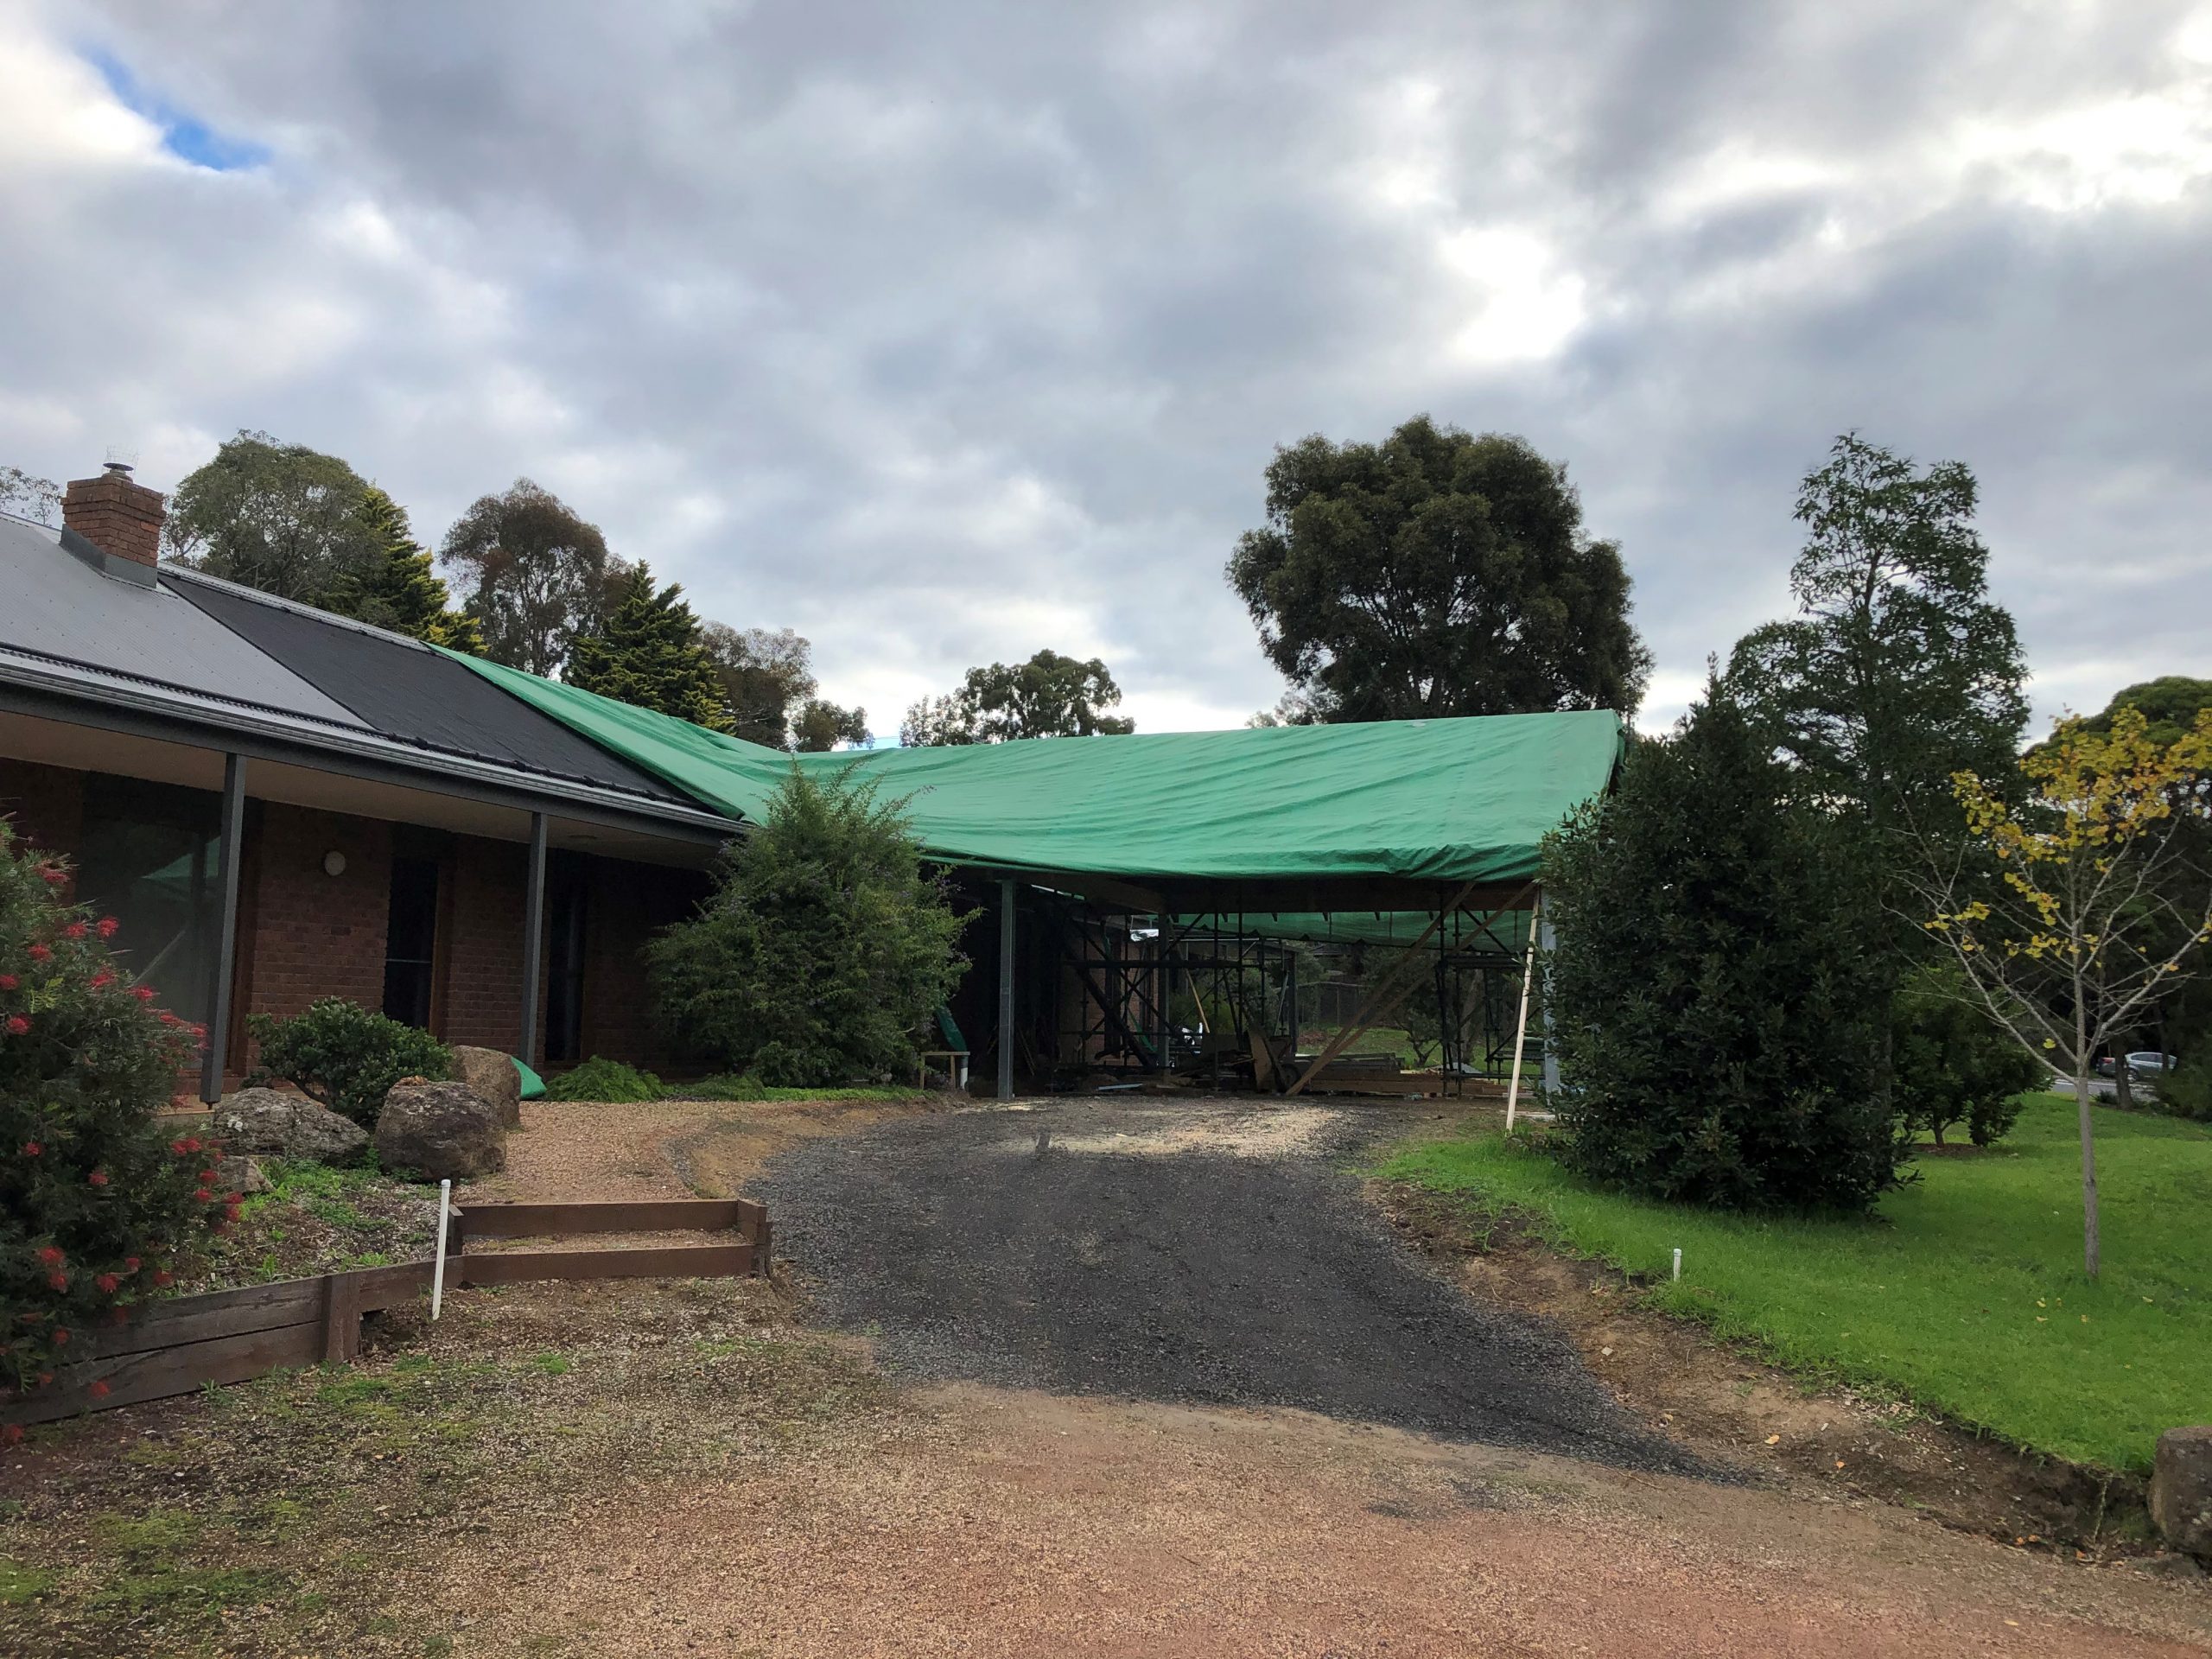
left=2, top=2, right=2207, bottom=738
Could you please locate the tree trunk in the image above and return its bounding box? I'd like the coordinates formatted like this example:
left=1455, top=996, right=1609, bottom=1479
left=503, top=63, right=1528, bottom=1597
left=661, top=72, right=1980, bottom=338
left=2077, top=1067, right=2101, bottom=1280
left=2075, top=983, right=2101, bottom=1281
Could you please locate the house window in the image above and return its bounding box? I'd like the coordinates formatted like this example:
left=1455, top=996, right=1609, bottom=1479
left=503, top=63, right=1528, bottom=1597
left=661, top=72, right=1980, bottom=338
left=73, top=774, right=223, bottom=1027
left=382, top=856, right=440, bottom=1028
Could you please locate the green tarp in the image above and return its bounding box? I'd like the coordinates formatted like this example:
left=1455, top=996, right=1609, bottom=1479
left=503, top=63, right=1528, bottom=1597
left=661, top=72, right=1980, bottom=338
left=446, top=650, right=1623, bottom=887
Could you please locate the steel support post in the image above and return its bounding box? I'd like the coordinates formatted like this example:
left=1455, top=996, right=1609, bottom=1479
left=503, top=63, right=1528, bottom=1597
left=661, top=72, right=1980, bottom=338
left=997, top=879, right=1016, bottom=1099
left=519, top=812, right=548, bottom=1065
left=197, top=753, right=247, bottom=1104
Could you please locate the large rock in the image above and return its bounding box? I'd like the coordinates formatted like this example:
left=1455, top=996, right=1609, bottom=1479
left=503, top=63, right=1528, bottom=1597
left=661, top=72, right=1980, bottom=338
left=373, top=1080, right=506, bottom=1181
left=2151, top=1426, right=2212, bottom=1561
left=210, top=1088, right=369, bottom=1165
left=451, top=1046, right=522, bottom=1128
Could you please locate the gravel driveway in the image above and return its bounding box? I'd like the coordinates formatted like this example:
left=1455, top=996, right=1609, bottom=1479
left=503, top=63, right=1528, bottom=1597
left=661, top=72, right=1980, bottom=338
left=753, top=1096, right=1700, bottom=1474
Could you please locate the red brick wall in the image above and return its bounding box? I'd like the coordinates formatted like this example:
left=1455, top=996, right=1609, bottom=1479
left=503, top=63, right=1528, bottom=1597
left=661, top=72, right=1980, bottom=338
left=0, top=759, right=86, bottom=860
left=238, top=805, right=392, bottom=1052
left=441, top=833, right=530, bottom=1058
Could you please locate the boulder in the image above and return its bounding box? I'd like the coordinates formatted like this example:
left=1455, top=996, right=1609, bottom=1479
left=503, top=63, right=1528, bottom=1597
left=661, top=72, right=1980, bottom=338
left=210, top=1088, right=369, bottom=1165
left=451, top=1045, right=523, bottom=1128
left=2151, top=1426, right=2212, bottom=1561
left=373, top=1080, right=506, bottom=1181
left=214, top=1154, right=272, bottom=1196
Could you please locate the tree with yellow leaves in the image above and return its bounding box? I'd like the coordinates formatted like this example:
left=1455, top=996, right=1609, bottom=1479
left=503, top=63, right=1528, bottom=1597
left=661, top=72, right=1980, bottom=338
left=1922, top=705, right=2212, bottom=1277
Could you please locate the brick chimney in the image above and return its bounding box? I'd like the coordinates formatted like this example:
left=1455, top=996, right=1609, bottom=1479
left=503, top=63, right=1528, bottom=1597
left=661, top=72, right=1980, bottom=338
left=62, top=461, right=165, bottom=570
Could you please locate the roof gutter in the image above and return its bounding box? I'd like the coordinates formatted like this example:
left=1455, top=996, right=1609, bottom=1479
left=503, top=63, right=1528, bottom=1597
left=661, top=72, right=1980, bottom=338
left=0, top=657, right=744, bottom=846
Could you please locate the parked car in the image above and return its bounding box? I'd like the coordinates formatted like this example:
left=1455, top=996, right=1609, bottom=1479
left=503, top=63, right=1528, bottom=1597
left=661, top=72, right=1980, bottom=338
left=2095, top=1052, right=2177, bottom=1081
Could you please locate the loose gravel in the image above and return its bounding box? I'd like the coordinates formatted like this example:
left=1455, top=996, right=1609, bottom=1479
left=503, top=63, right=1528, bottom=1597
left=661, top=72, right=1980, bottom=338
left=753, top=1096, right=1706, bottom=1474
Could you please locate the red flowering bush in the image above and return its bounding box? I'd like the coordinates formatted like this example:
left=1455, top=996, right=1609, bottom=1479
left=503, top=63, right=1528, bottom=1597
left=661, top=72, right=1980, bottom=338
left=1, top=822, right=226, bottom=1402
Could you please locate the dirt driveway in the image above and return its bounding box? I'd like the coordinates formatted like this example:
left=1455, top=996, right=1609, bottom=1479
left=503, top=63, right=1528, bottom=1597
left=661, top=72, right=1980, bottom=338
left=5, top=1094, right=2208, bottom=1656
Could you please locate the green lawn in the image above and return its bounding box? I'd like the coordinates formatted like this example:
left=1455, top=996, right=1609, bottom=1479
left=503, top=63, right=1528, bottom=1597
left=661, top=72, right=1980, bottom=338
left=1382, top=1092, right=2212, bottom=1472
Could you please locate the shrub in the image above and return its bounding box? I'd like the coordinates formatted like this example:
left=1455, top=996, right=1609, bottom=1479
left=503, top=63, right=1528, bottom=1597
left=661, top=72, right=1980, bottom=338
left=648, top=766, right=972, bottom=1087
left=1541, top=680, right=1904, bottom=1213
left=246, top=998, right=450, bottom=1127
left=1891, top=965, right=2047, bottom=1146
left=0, top=823, right=226, bottom=1408
left=2158, top=1052, right=2212, bottom=1122
left=543, top=1056, right=664, bottom=1103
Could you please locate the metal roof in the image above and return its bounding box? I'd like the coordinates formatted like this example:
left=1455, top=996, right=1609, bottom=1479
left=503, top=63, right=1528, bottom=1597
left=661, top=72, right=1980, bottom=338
left=0, top=514, right=365, bottom=725
left=166, top=569, right=693, bottom=804
left=0, top=512, right=738, bottom=837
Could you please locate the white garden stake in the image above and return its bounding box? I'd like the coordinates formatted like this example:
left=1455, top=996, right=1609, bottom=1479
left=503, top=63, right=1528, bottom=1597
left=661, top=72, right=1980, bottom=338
left=1672, top=1248, right=1682, bottom=1283
left=431, top=1179, right=452, bottom=1320
left=1503, top=925, right=1539, bottom=1133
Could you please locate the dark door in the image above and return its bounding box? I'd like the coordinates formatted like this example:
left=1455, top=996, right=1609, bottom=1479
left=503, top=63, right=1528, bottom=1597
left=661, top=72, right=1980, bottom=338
left=382, top=855, right=440, bottom=1028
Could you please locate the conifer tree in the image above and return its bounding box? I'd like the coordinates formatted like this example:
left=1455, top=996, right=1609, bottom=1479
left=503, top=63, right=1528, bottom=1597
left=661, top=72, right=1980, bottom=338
left=566, top=563, right=734, bottom=730
left=1542, top=678, right=1902, bottom=1213
left=341, top=488, right=483, bottom=653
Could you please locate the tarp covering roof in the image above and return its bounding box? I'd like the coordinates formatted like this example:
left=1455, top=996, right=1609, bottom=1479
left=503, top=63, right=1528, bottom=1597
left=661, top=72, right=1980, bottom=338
left=448, top=649, right=1624, bottom=888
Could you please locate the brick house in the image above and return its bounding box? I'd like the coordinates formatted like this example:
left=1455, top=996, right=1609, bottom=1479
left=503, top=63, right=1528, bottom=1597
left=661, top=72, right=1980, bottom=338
left=0, top=462, right=743, bottom=1096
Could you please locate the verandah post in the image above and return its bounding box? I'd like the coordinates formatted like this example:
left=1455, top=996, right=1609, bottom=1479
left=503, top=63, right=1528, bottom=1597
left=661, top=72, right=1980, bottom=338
left=997, top=878, right=1016, bottom=1100
left=198, top=752, right=246, bottom=1104
left=519, top=811, right=548, bottom=1067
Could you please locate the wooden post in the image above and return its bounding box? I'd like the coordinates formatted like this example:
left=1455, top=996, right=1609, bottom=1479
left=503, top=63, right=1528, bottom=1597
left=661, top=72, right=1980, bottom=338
left=321, top=1270, right=362, bottom=1363
left=199, top=753, right=246, bottom=1104
left=1504, top=923, right=1538, bottom=1133
left=519, top=812, right=548, bottom=1067
left=997, top=878, right=1015, bottom=1100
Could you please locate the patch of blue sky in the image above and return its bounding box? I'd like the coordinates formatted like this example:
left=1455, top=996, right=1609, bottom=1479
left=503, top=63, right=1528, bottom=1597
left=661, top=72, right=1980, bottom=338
left=84, top=47, right=269, bottom=172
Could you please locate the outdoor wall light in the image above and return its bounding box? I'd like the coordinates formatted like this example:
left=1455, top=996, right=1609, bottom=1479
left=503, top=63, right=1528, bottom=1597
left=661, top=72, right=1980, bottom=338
left=322, top=851, right=347, bottom=877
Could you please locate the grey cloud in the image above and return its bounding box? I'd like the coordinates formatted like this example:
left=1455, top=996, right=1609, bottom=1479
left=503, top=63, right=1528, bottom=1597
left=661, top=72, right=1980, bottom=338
left=2, top=0, right=2206, bottom=734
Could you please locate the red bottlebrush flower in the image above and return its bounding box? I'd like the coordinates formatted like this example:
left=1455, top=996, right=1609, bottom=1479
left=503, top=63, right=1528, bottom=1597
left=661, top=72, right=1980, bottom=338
left=61, top=921, right=86, bottom=940
left=50, top=1329, right=68, bottom=1346
left=156, top=1008, right=177, bottom=1024
left=151, top=1270, right=172, bottom=1287
left=37, top=864, right=66, bottom=886
left=0, top=973, right=16, bottom=989
left=26, top=943, right=49, bottom=961
left=95, top=1274, right=118, bottom=1294
left=170, top=1138, right=190, bottom=1155
left=131, top=985, right=156, bottom=1002
left=96, top=916, right=118, bottom=938
left=190, top=1023, right=207, bottom=1039
left=193, top=1187, right=213, bottom=1203
left=21, top=1141, right=40, bottom=1157
left=47, top=1272, right=67, bottom=1291
left=35, top=1371, right=53, bottom=1385
left=1, top=1424, right=21, bottom=1446
left=87, top=1379, right=110, bottom=1399
left=88, top=1168, right=109, bottom=1187
left=5, top=1015, right=29, bottom=1036
left=181, top=1135, right=201, bottom=1154
left=92, top=970, right=115, bottom=991
left=35, top=1246, right=63, bottom=1267
left=197, top=1168, right=217, bottom=1183
left=123, top=1256, right=140, bottom=1273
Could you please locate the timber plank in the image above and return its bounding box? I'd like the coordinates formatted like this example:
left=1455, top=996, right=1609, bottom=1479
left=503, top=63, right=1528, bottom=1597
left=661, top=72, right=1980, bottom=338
left=459, top=1243, right=754, bottom=1285
left=459, top=1199, right=748, bottom=1238
left=10, top=1319, right=322, bottom=1426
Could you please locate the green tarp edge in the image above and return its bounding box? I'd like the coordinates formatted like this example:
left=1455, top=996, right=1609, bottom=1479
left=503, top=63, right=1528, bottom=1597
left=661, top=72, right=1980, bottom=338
left=439, top=647, right=1623, bottom=887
